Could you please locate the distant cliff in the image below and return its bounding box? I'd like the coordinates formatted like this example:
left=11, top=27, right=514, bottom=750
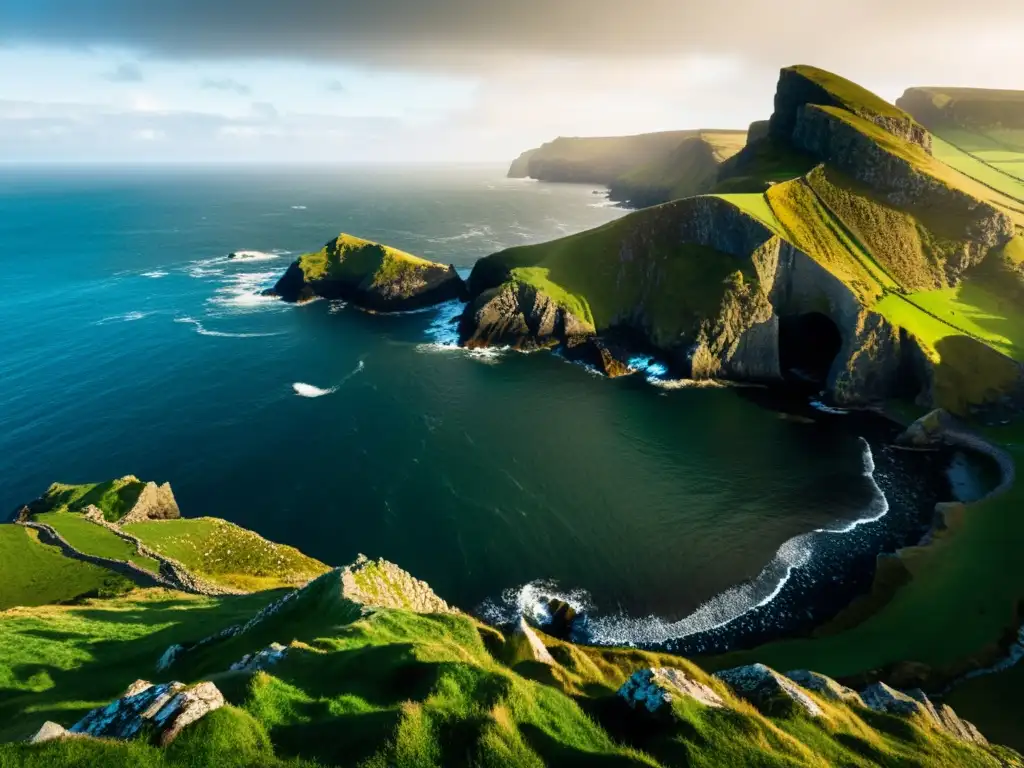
left=897, top=87, right=1024, bottom=134
left=508, top=129, right=747, bottom=206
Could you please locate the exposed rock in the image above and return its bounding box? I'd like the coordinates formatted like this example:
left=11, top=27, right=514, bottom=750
left=29, top=721, right=72, bottom=744
left=230, top=642, right=289, bottom=672
left=119, top=482, right=181, bottom=524
left=508, top=618, right=555, bottom=665
left=458, top=281, right=595, bottom=351
left=897, top=409, right=954, bottom=448
left=785, top=670, right=863, bottom=705
left=156, top=644, right=186, bottom=673
left=769, top=65, right=931, bottom=151
left=715, top=664, right=823, bottom=718
left=341, top=555, right=454, bottom=614
left=67, top=679, right=223, bottom=745
left=266, top=235, right=468, bottom=312
left=618, top=668, right=725, bottom=714
left=507, top=148, right=537, bottom=178
left=541, top=599, right=579, bottom=640
left=860, top=682, right=987, bottom=745
left=590, top=338, right=635, bottom=378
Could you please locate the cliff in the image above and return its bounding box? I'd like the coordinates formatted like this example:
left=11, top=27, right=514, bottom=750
left=507, top=129, right=747, bottom=206
left=463, top=65, right=1024, bottom=412
left=897, top=87, right=1024, bottom=135
left=266, top=233, right=467, bottom=311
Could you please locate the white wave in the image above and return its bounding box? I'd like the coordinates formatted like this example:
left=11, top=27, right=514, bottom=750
left=293, top=382, right=336, bottom=398
left=292, top=360, right=365, bottom=398
left=588, top=199, right=623, bottom=209
left=415, top=300, right=510, bottom=363
left=486, top=438, right=890, bottom=648
left=328, top=300, right=348, bottom=314
left=810, top=400, right=848, bottom=415
left=95, top=311, right=151, bottom=325
left=649, top=378, right=728, bottom=390
left=291, top=205, right=307, bottom=210
left=140, top=270, right=168, bottom=279
left=227, top=250, right=284, bottom=262
left=426, top=225, right=494, bottom=243
left=187, top=265, right=226, bottom=279
left=207, top=270, right=282, bottom=310
left=174, top=316, right=279, bottom=338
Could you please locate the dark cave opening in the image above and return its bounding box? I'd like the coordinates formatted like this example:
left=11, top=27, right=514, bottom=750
left=779, top=312, right=843, bottom=387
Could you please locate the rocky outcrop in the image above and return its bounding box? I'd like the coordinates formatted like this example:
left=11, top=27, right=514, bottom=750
left=458, top=281, right=595, bottom=351
left=507, top=148, right=537, bottom=178
left=791, top=104, right=1013, bottom=273
left=861, top=682, right=987, bottom=745
left=508, top=618, right=556, bottom=665
left=118, top=482, right=180, bottom=524
left=769, top=65, right=931, bottom=152
left=268, top=257, right=467, bottom=312
left=715, top=664, right=824, bottom=718
left=618, top=668, right=724, bottom=714
left=230, top=642, right=288, bottom=672
left=785, top=670, right=863, bottom=705
left=341, top=554, right=455, bottom=614
left=62, top=679, right=225, bottom=746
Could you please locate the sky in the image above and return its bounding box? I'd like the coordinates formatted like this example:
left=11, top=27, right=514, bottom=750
left=0, top=0, right=1022, bottom=163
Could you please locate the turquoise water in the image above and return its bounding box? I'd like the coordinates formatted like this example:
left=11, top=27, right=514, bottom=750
left=0, top=165, right=948, bottom=650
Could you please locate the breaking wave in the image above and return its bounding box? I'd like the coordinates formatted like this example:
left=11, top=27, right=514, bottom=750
left=483, top=438, right=890, bottom=649
left=426, top=225, right=494, bottom=243
left=226, top=250, right=287, bottom=262
left=95, top=311, right=151, bottom=325
left=140, top=270, right=168, bottom=279
left=206, top=270, right=282, bottom=311
left=173, top=317, right=279, bottom=339
left=292, top=360, right=365, bottom=397
left=415, top=300, right=506, bottom=362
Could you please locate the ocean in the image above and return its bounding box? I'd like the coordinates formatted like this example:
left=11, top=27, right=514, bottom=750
left=0, top=163, right=957, bottom=650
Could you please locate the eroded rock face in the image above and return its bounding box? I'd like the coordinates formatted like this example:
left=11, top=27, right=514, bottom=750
left=458, top=282, right=595, bottom=351
left=860, top=682, right=987, bottom=745
left=119, top=482, right=181, bottom=524
left=785, top=670, right=863, bottom=705
left=230, top=642, right=289, bottom=672
left=67, top=679, right=224, bottom=746
left=715, top=664, right=823, bottom=718
left=619, top=668, right=724, bottom=714
left=341, top=555, right=454, bottom=614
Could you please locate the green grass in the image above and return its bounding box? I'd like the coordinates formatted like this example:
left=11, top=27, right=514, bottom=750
left=0, top=525, right=134, bottom=611
left=713, top=192, right=781, bottom=231
left=932, top=136, right=1024, bottom=205
left=0, top=569, right=1016, bottom=767
left=35, top=512, right=162, bottom=574
left=297, top=233, right=443, bottom=294
left=39, top=478, right=146, bottom=522
left=787, top=65, right=916, bottom=124
left=123, top=518, right=330, bottom=591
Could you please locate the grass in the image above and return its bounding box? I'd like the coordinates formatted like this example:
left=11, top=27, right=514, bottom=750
left=0, top=524, right=133, bottom=611
left=477, top=200, right=761, bottom=348
left=39, top=478, right=146, bottom=523
left=932, top=137, right=1024, bottom=206
left=0, top=568, right=1017, bottom=767
left=712, top=192, right=781, bottom=231
left=34, top=512, right=162, bottom=574
left=123, top=517, right=330, bottom=591
left=786, top=65, right=916, bottom=124
left=297, top=234, right=444, bottom=294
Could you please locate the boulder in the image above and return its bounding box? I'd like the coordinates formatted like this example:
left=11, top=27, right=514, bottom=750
left=230, top=642, right=289, bottom=672
left=896, top=409, right=953, bottom=448
left=68, top=679, right=224, bottom=746
left=618, top=668, right=724, bottom=715
left=29, top=721, right=72, bottom=744
left=785, top=670, right=863, bottom=705
left=715, top=664, right=823, bottom=718
left=542, top=599, right=579, bottom=640
left=508, top=618, right=555, bottom=665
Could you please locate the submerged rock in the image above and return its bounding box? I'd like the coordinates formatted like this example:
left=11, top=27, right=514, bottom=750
left=67, top=679, right=224, bottom=746
left=618, top=668, right=724, bottom=714
left=715, top=664, right=823, bottom=718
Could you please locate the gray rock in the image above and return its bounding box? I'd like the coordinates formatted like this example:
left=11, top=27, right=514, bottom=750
left=785, top=670, right=863, bottom=705
left=715, top=663, right=823, bottom=718
left=861, top=682, right=925, bottom=717
left=861, top=682, right=987, bottom=745
left=156, top=643, right=186, bottom=673
left=69, top=678, right=224, bottom=746
left=619, top=668, right=724, bottom=714
left=230, top=642, right=289, bottom=672
left=29, top=721, right=71, bottom=744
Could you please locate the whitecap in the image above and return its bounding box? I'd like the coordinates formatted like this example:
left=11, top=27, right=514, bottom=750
left=207, top=270, right=283, bottom=311
left=174, top=316, right=279, bottom=338
left=290, top=205, right=307, bottom=210
left=588, top=200, right=623, bottom=209
left=95, top=311, right=151, bottom=325
left=293, top=382, right=336, bottom=397
left=226, top=250, right=283, bottom=262
left=426, top=225, right=494, bottom=243
left=140, top=270, right=168, bottom=279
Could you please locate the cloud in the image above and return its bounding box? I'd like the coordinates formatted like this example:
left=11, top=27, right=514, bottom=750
left=325, top=79, right=346, bottom=93
left=200, top=77, right=250, bottom=95
left=103, top=61, right=143, bottom=82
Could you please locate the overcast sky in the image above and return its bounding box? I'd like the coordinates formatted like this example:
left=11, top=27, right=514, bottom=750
left=1, top=0, right=1022, bottom=163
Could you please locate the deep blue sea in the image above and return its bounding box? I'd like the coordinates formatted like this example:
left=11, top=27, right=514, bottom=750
left=0, top=164, right=956, bottom=650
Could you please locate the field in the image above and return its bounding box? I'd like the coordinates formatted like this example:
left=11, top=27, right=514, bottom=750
left=0, top=524, right=133, bottom=610
left=35, top=512, right=162, bottom=573
left=124, top=517, right=330, bottom=591
left=932, top=137, right=1024, bottom=204
left=40, top=478, right=146, bottom=522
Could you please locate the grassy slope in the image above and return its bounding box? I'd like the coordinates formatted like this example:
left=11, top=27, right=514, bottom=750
left=614, top=132, right=747, bottom=201
left=35, top=512, right=162, bottom=574
left=0, top=575, right=1015, bottom=767
left=297, top=234, right=441, bottom=289
left=41, top=478, right=146, bottom=522
left=478, top=203, right=755, bottom=347
left=0, top=525, right=134, bottom=610
left=790, top=65, right=915, bottom=124
left=933, top=137, right=1024, bottom=198
left=123, top=517, right=330, bottom=591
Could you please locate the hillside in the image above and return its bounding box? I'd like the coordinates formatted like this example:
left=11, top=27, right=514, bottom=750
left=1, top=526, right=1019, bottom=767
left=465, top=64, right=1024, bottom=413
left=266, top=233, right=468, bottom=311
left=508, top=130, right=747, bottom=207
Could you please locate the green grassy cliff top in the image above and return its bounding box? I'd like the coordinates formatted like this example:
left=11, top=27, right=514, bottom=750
left=786, top=65, right=914, bottom=123
left=297, top=233, right=442, bottom=286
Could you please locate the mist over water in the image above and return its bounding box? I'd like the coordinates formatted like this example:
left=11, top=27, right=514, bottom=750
left=0, top=164, right=953, bottom=651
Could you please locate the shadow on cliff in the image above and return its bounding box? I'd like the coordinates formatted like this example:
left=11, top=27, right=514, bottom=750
left=932, top=334, right=1022, bottom=412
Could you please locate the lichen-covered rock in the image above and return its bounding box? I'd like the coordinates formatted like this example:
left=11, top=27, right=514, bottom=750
left=230, top=642, right=289, bottom=672
left=341, top=555, right=454, bottom=614
left=785, top=670, right=863, bottom=705
left=715, top=664, right=823, bottom=718
left=619, top=668, right=724, bottom=714
left=28, top=721, right=72, bottom=744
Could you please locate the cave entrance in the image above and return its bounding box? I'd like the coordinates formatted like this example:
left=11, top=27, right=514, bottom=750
left=778, top=312, right=842, bottom=387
